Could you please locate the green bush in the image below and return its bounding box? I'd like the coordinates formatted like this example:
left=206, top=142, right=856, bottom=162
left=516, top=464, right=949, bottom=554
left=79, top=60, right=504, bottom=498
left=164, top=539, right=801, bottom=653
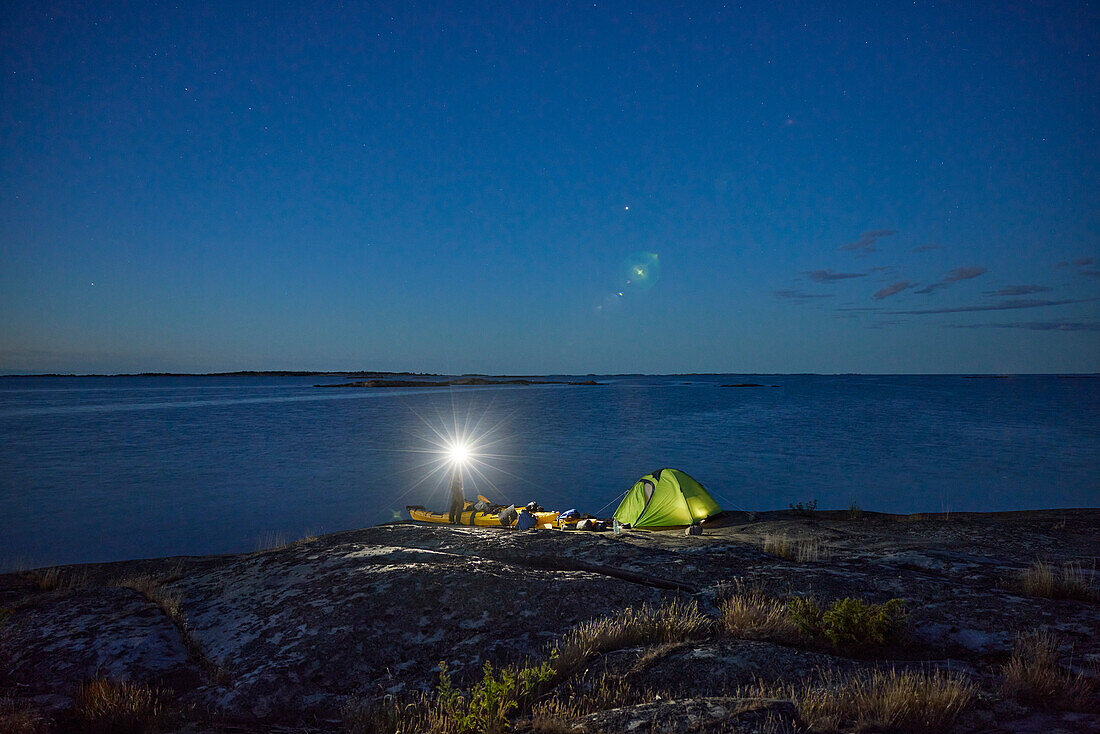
left=786, top=597, right=907, bottom=650
left=786, top=597, right=825, bottom=639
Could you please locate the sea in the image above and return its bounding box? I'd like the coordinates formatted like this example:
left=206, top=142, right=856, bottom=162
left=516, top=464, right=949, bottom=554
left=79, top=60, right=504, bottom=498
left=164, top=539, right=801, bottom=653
left=1, top=374, right=1097, bottom=570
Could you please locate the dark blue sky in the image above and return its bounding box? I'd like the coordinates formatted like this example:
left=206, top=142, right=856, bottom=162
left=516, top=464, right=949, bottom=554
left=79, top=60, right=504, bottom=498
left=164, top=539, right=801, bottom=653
left=2, top=2, right=1098, bottom=374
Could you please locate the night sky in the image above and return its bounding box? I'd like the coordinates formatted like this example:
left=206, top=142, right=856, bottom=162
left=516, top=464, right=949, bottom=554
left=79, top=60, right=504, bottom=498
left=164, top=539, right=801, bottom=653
left=2, top=2, right=1098, bottom=374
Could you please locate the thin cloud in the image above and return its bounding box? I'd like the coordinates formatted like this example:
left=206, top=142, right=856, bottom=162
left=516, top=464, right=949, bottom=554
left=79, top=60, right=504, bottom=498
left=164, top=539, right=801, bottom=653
left=774, top=289, right=834, bottom=300
left=1055, top=257, right=1095, bottom=269
left=1081, top=269, right=1100, bottom=279
left=869, top=265, right=898, bottom=274
left=889, top=297, right=1100, bottom=315
left=805, top=269, right=868, bottom=282
left=947, top=321, right=1100, bottom=332
left=915, top=266, right=987, bottom=294
left=840, top=229, right=897, bottom=253
left=985, top=285, right=1051, bottom=297
left=913, top=244, right=941, bottom=252
left=873, top=280, right=914, bottom=300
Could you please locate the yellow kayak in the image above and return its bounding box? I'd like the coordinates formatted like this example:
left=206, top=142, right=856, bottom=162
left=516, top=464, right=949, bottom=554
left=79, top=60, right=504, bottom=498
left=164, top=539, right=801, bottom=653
left=407, top=502, right=571, bottom=528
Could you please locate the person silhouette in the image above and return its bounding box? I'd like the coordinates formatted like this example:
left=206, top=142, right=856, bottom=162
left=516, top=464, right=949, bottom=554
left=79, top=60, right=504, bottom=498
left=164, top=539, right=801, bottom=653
left=448, top=468, right=465, bottom=524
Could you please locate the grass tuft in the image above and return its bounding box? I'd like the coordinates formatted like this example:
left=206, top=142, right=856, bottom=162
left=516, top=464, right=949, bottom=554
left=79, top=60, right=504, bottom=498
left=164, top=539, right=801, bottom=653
left=0, top=698, right=49, bottom=734
left=114, top=575, right=227, bottom=685
left=550, top=599, right=711, bottom=678
left=762, top=534, right=824, bottom=562
left=1018, top=561, right=1097, bottom=601
left=746, top=668, right=975, bottom=733
left=1001, top=631, right=1098, bottom=711
left=847, top=502, right=863, bottom=520
left=21, top=566, right=88, bottom=592
left=72, top=678, right=168, bottom=734
left=719, top=583, right=797, bottom=642
left=118, top=575, right=182, bottom=622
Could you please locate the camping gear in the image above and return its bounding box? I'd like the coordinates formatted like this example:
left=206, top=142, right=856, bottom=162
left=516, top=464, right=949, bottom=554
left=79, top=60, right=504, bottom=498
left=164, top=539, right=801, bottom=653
left=407, top=502, right=578, bottom=528
left=516, top=509, right=536, bottom=530
left=613, top=468, right=722, bottom=529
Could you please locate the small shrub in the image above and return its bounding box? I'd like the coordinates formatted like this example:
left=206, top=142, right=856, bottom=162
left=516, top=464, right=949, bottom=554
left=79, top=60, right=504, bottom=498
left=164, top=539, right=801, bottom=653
left=348, top=659, right=557, bottom=734
left=847, top=502, right=863, bottom=520
left=1002, top=631, right=1098, bottom=711
left=1019, top=561, right=1097, bottom=601
left=73, top=679, right=168, bottom=734
left=786, top=597, right=907, bottom=651
left=786, top=597, right=825, bottom=639
left=789, top=499, right=817, bottom=515
left=821, top=597, right=907, bottom=649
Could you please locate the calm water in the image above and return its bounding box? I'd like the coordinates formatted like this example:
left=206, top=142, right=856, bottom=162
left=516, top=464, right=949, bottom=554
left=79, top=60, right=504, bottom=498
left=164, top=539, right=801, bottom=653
left=2, top=374, right=1098, bottom=569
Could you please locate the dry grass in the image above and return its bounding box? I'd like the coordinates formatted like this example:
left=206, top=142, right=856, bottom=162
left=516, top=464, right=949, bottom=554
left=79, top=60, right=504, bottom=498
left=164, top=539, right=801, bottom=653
left=118, top=575, right=182, bottom=622
left=746, top=667, right=975, bottom=733
left=22, top=566, right=88, bottom=592
left=254, top=531, right=289, bottom=551
left=1001, top=631, right=1098, bottom=711
left=1019, top=561, right=1097, bottom=601
left=73, top=678, right=168, bottom=734
left=719, top=584, right=797, bottom=642
left=114, top=575, right=227, bottom=685
left=0, top=698, right=49, bottom=734
left=531, top=672, right=638, bottom=726
left=348, top=601, right=711, bottom=734
left=550, top=599, right=711, bottom=677
left=762, top=534, right=825, bottom=562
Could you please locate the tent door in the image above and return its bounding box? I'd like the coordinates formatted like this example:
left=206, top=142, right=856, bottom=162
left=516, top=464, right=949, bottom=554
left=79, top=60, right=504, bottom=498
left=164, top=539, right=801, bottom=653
left=637, top=479, right=656, bottom=520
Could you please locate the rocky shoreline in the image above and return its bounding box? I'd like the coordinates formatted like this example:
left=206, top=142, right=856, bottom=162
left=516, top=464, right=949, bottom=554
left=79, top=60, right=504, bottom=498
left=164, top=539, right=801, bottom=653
left=2, top=509, right=1097, bottom=732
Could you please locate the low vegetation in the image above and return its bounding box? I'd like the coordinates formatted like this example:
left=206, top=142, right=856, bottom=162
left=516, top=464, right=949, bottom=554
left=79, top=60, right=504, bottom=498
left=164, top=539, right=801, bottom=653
left=1001, top=631, right=1098, bottom=712
left=718, top=584, right=797, bottom=642
left=346, top=600, right=710, bottom=734
left=119, top=575, right=183, bottom=623
left=549, top=599, right=711, bottom=677
left=72, top=678, right=168, bottom=734
left=1018, top=560, right=1097, bottom=601
left=847, top=502, right=863, bottom=520
left=746, top=667, right=976, bottom=733
left=114, top=574, right=226, bottom=685
left=346, top=658, right=557, bottom=734
left=531, top=672, right=638, bottom=726
left=0, top=698, right=48, bottom=734
left=787, top=597, right=908, bottom=652
left=21, top=566, right=87, bottom=592
left=788, top=499, right=817, bottom=515
left=762, top=533, right=825, bottom=562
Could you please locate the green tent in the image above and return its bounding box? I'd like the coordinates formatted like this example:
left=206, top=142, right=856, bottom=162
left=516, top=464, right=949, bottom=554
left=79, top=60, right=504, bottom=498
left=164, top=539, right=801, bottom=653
left=613, top=468, right=722, bottom=528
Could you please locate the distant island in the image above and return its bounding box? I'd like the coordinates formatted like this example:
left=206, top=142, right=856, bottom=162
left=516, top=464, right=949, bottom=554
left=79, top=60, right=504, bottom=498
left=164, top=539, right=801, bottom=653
left=316, top=376, right=602, bottom=388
